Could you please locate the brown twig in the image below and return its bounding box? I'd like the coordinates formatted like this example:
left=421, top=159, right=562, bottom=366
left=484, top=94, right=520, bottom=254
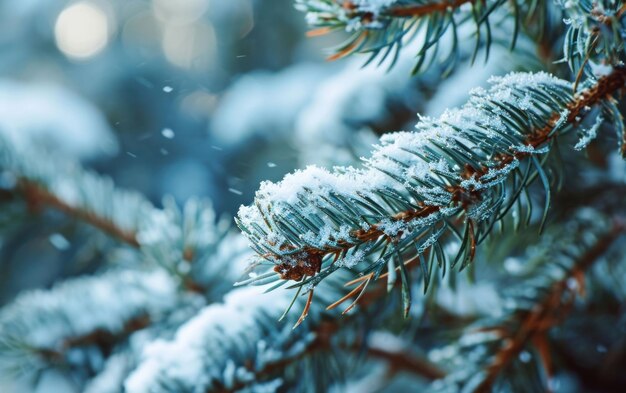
left=17, top=179, right=209, bottom=294
left=19, top=179, right=140, bottom=248
left=386, top=0, right=472, bottom=17
left=38, top=314, right=151, bottom=363
left=214, top=320, right=444, bottom=393
left=308, top=0, right=473, bottom=48
left=366, top=345, right=446, bottom=380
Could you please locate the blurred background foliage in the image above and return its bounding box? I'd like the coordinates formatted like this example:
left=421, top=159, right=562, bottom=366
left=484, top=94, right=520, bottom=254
left=0, top=0, right=314, bottom=302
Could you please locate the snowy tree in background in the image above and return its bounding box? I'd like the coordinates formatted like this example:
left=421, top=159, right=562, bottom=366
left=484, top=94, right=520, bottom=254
left=1, top=0, right=626, bottom=392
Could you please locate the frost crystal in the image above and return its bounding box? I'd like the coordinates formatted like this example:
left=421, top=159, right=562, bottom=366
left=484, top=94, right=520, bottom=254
left=574, top=116, right=604, bottom=151
left=296, top=0, right=399, bottom=33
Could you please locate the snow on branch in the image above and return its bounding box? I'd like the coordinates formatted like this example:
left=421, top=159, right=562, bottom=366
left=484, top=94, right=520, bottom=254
left=558, top=0, right=626, bottom=82
left=0, top=193, right=256, bottom=388
left=138, top=196, right=252, bottom=296
left=0, top=136, right=152, bottom=247
left=430, top=210, right=625, bottom=392
left=125, top=286, right=308, bottom=393
left=125, top=260, right=453, bottom=393
left=237, top=68, right=626, bottom=315
left=0, top=134, right=250, bottom=297
left=0, top=269, right=178, bottom=379
left=295, top=0, right=537, bottom=72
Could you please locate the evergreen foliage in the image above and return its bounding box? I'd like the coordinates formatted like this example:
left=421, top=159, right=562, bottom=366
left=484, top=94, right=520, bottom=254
left=295, top=0, right=547, bottom=72
left=2, top=1, right=626, bottom=392
left=236, top=68, right=626, bottom=314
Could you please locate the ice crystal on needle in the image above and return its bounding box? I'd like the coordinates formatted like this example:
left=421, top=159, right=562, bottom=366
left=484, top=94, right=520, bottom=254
left=297, top=0, right=400, bottom=32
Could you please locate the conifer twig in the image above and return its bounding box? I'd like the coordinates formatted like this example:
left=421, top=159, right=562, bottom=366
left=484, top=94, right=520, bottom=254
left=297, top=0, right=538, bottom=70
left=19, top=179, right=140, bottom=247
left=237, top=67, right=626, bottom=312
left=0, top=269, right=178, bottom=378
left=20, top=172, right=225, bottom=296
left=216, top=321, right=445, bottom=393
left=474, top=219, right=625, bottom=392
left=38, top=315, right=151, bottom=363
left=387, top=0, right=471, bottom=16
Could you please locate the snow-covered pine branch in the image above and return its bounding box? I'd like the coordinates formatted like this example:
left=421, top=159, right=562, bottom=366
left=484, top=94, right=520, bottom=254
left=124, top=263, right=435, bottom=393
left=1, top=132, right=251, bottom=297
left=431, top=209, right=624, bottom=392
left=237, top=68, right=626, bottom=316
left=0, top=135, right=152, bottom=247
left=0, top=231, right=254, bottom=391
left=558, top=0, right=626, bottom=81
left=0, top=136, right=259, bottom=389
left=138, top=196, right=252, bottom=296
left=125, top=283, right=347, bottom=393
left=295, top=0, right=541, bottom=72
left=0, top=269, right=179, bottom=381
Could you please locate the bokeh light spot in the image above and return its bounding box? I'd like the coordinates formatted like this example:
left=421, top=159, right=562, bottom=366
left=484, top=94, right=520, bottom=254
left=55, top=2, right=110, bottom=60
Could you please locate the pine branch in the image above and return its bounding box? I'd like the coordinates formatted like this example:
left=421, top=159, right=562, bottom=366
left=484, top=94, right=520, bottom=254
left=126, top=258, right=422, bottom=393
left=124, top=274, right=441, bottom=393
left=0, top=220, right=252, bottom=389
left=474, top=220, right=623, bottom=392
left=0, top=135, right=249, bottom=297
left=296, top=0, right=539, bottom=72
left=19, top=179, right=140, bottom=247
left=237, top=67, right=626, bottom=315
left=81, top=188, right=245, bottom=295
left=430, top=210, right=625, bottom=392
left=559, top=0, right=626, bottom=85
left=0, top=269, right=179, bottom=378
left=124, top=286, right=304, bottom=393
left=0, top=136, right=152, bottom=247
